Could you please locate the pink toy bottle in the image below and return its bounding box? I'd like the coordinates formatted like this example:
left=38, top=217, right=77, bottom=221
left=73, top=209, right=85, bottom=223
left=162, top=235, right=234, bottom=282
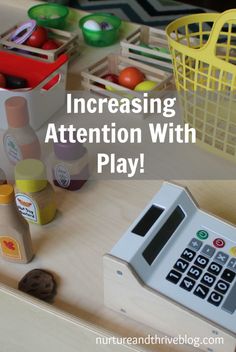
left=3, top=97, right=41, bottom=165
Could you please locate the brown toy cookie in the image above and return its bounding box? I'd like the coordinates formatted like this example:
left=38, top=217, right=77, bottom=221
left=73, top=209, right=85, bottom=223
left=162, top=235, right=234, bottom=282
left=18, top=269, right=57, bottom=302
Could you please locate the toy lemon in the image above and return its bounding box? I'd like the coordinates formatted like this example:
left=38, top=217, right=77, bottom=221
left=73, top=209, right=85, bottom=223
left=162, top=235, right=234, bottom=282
left=134, top=80, right=158, bottom=92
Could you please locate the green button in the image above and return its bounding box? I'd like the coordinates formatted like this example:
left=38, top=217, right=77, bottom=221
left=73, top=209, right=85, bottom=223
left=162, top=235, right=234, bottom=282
left=197, top=230, right=209, bottom=240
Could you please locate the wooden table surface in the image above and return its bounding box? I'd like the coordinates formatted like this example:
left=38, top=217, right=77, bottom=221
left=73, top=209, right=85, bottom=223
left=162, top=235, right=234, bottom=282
left=1, top=2, right=236, bottom=352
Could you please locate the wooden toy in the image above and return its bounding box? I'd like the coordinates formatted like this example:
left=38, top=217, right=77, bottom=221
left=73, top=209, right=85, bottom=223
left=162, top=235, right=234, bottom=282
left=15, top=159, right=57, bottom=225
left=104, top=182, right=236, bottom=352
left=0, top=24, right=79, bottom=62
left=3, top=97, right=41, bottom=165
left=121, top=26, right=173, bottom=71
left=81, top=54, right=172, bottom=99
left=0, top=184, right=34, bottom=264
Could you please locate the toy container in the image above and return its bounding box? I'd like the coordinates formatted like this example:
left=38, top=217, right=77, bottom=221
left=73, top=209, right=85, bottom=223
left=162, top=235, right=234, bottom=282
left=0, top=51, right=68, bottom=131
left=81, top=54, right=172, bottom=99
left=79, top=13, right=121, bottom=47
left=0, top=24, right=79, bottom=62
left=0, top=184, right=34, bottom=264
left=28, top=3, right=69, bottom=29
left=166, top=10, right=236, bottom=163
left=3, top=97, right=41, bottom=165
left=15, top=159, right=57, bottom=225
left=52, top=137, right=89, bottom=191
left=121, top=26, right=172, bottom=71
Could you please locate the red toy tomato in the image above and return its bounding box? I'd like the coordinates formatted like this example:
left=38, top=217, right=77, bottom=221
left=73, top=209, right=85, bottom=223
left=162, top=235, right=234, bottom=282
left=97, top=73, right=119, bottom=88
left=42, top=40, right=60, bottom=50
left=26, top=27, right=48, bottom=48
left=0, top=73, right=6, bottom=88
left=118, top=67, right=145, bottom=90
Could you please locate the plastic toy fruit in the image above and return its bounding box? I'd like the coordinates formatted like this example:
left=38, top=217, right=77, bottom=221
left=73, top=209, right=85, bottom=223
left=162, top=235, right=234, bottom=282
left=134, top=80, right=158, bottom=92
left=0, top=73, right=6, bottom=88
left=83, top=19, right=101, bottom=31
left=118, top=67, right=145, bottom=90
left=98, top=73, right=119, bottom=88
left=42, top=39, right=59, bottom=50
left=100, top=22, right=113, bottom=30
left=26, top=26, right=48, bottom=48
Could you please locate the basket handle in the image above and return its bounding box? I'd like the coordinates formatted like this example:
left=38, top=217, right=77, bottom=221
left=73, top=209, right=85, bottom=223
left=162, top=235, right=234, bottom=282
left=204, top=9, right=236, bottom=55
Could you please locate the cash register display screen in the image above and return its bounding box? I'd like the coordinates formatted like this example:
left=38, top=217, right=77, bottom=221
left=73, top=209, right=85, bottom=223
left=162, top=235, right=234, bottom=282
left=132, top=206, right=164, bottom=237
left=143, top=206, right=185, bottom=265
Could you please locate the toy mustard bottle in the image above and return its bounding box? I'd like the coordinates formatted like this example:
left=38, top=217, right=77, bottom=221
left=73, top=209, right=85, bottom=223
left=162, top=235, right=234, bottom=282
left=3, top=97, right=41, bottom=165
left=52, top=138, right=89, bottom=191
left=15, top=159, right=57, bottom=225
left=0, top=184, right=34, bottom=263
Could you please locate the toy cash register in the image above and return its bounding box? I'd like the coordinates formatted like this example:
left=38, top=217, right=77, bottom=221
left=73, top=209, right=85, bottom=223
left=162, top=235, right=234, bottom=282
left=103, top=183, right=236, bottom=352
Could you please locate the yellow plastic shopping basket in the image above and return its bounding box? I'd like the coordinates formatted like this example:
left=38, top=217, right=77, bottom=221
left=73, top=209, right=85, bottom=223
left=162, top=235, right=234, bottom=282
left=166, top=10, right=236, bottom=162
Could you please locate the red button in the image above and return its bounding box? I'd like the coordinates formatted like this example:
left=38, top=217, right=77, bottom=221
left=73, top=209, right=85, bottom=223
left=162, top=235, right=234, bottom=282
left=213, top=238, right=225, bottom=248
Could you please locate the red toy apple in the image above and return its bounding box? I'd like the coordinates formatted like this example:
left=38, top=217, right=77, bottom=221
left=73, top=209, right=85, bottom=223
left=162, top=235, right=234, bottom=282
left=42, top=40, right=60, bottom=50
left=118, top=67, right=145, bottom=90
left=0, top=73, right=6, bottom=88
left=26, top=27, right=48, bottom=48
left=97, top=73, right=119, bottom=88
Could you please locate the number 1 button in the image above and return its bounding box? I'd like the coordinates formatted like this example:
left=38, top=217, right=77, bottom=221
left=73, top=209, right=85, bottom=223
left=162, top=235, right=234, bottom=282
left=166, top=270, right=182, bottom=284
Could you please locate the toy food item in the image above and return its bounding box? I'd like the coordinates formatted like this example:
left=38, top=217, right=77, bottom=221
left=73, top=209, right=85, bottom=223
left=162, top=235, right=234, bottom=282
left=118, top=67, right=145, bottom=90
left=10, top=20, right=37, bottom=45
left=42, top=39, right=60, bottom=50
left=0, top=73, right=6, bottom=88
left=26, top=26, right=48, bottom=48
left=83, top=19, right=101, bottom=31
left=0, top=184, right=34, bottom=263
left=5, top=75, right=28, bottom=89
left=3, top=97, right=41, bottom=165
left=98, top=73, right=119, bottom=88
left=15, top=159, right=57, bottom=225
left=18, top=269, right=57, bottom=302
left=134, top=80, right=158, bottom=92
left=100, top=22, right=113, bottom=30
left=52, top=136, right=89, bottom=191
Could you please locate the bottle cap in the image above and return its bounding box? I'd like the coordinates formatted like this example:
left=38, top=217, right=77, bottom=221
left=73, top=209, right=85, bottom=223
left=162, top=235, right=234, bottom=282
left=15, top=159, right=48, bottom=193
left=53, top=133, right=87, bottom=161
left=5, top=97, right=29, bottom=128
left=0, top=184, right=15, bottom=204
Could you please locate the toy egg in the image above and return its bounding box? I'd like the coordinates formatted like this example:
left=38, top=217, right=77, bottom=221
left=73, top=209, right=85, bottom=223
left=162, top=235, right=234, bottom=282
left=134, top=80, right=158, bottom=92
left=100, top=22, right=113, bottom=30
left=83, top=19, right=101, bottom=31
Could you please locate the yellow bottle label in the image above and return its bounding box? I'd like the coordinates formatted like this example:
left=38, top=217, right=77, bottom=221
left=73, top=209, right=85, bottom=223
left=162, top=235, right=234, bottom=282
left=0, top=236, right=21, bottom=259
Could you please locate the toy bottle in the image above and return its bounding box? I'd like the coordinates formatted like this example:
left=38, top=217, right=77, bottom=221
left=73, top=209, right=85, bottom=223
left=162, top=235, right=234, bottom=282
left=15, top=159, right=57, bottom=225
left=0, top=184, right=34, bottom=263
left=52, top=138, right=89, bottom=191
left=3, top=97, right=41, bottom=165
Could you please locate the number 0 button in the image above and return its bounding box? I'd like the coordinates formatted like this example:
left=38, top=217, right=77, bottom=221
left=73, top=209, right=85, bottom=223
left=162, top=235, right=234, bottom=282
left=208, top=291, right=224, bottom=306
left=215, top=280, right=230, bottom=294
